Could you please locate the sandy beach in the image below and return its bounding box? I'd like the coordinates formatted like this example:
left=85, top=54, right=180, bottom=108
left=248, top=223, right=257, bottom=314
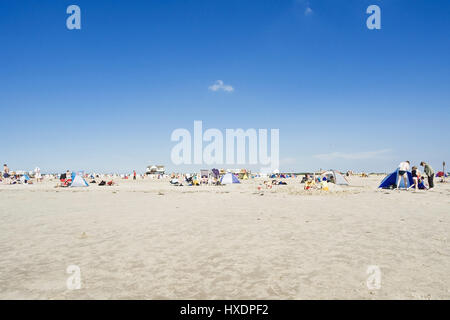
left=0, top=176, right=449, bottom=299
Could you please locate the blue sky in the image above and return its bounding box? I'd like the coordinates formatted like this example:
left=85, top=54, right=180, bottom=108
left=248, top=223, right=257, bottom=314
left=0, top=0, right=449, bottom=173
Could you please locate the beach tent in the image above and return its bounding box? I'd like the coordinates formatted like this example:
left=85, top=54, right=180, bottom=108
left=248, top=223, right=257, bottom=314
left=220, top=172, right=240, bottom=184
left=20, top=174, right=31, bottom=183
left=378, top=169, right=414, bottom=189
left=436, top=171, right=448, bottom=177
left=322, top=170, right=349, bottom=185
left=70, top=175, right=89, bottom=187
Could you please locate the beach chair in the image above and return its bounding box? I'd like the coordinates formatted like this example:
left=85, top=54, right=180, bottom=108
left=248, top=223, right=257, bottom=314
left=200, top=170, right=209, bottom=185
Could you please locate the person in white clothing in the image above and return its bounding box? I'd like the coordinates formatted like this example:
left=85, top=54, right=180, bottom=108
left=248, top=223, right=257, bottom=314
left=397, top=161, right=410, bottom=189
left=34, top=167, right=42, bottom=182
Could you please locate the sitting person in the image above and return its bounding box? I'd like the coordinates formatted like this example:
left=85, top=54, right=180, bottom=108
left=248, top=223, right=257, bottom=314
left=408, top=166, right=421, bottom=191
left=263, top=180, right=272, bottom=189
left=304, top=176, right=316, bottom=190
left=192, top=178, right=200, bottom=186
left=320, top=177, right=329, bottom=191
left=329, top=175, right=335, bottom=184
left=417, top=176, right=428, bottom=189
left=170, top=178, right=183, bottom=186
left=98, top=180, right=115, bottom=186
left=185, top=174, right=193, bottom=184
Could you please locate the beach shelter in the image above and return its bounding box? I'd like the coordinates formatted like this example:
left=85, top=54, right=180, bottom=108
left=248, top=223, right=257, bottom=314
left=20, top=174, right=31, bottom=183
left=220, top=172, right=240, bottom=184
left=70, top=174, right=89, bottom=187
left=322, top=170, right=349, bottom=185
left=436, top=171, right=448, bottom=177
left=378, top=169, right=414, bottom=189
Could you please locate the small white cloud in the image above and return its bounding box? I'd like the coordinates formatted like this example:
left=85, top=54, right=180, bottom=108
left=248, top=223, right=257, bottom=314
left=304, top=7, right=313, bottom=15
left=208, top=80, right=234, bottom=92
left=313, top=149, right=391, bottom=161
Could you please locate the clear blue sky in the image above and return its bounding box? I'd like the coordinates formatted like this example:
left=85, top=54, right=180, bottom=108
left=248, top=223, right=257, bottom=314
left=1, top=0, right=449, bottom=173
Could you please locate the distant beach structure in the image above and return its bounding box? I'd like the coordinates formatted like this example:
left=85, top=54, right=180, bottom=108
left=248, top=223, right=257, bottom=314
left=146, top=165, right=165, bottom=175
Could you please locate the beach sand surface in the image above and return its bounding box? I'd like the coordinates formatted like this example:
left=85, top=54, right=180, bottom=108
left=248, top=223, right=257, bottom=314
left=0, top=176, right=449, bottom=299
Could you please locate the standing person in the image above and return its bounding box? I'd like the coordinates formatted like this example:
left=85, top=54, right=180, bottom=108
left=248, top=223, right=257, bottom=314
left=3, top=164, right=10, bottom=177
left=133, top=170, right=137, bottom=180
left=66, top=170, right=72, bottom=182
left=420, top=161, right=434, bottom=189
left=34, top=167, right=41, bottom=183
left=2, top=164, right=10, bottom=183
left=397, top=161, right=410, bottom=189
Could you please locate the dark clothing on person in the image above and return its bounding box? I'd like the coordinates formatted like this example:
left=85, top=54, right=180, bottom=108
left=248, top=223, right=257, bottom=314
left=423, top=163, right=434, bottom=188
left=428, top=175, right=434, bottom=189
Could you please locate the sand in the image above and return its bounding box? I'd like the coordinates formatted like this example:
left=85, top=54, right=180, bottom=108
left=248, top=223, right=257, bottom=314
left=0, top=176, right=449, bottom=299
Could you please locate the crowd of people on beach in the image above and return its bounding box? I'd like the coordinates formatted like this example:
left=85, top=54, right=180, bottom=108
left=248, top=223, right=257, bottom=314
left=1, top=161, right=446, bottom=192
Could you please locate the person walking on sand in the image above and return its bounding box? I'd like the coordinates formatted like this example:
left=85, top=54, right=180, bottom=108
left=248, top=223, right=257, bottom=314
left=420, top=161, right=435, bottom=189
left=397, top=161, right=410, bottom=189
left=133, top=170, right=137, bottom=180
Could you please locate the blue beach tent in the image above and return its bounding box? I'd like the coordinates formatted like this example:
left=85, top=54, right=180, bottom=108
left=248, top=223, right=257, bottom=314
left=378, top=169, right=414, bottom=189
left=220, top=172, right=240, bottom=184
left=70, top=174, right=89, bottom=187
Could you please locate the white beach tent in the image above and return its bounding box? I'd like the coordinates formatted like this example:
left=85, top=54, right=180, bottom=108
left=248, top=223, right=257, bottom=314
left=322, top=170, right=349, bottom=185
left=220, top=172, right=240, bottom=184
left=70, top=175, right=89, bottom=187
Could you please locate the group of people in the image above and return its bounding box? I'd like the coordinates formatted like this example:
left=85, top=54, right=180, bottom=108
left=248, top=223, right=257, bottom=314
left=1, top=164, right=42, bottom=185
left=397, top=161, right=435, bottom=191
left=170, top=173, right=221, bottom=186
left=302, top=174, right=329, bottom=191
